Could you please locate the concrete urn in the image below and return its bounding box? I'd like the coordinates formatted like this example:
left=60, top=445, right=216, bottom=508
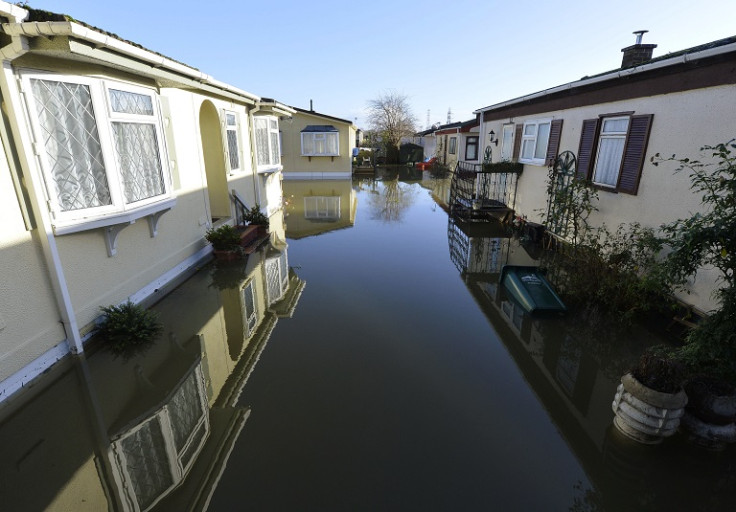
left=612, top=373, right=688, bottom=444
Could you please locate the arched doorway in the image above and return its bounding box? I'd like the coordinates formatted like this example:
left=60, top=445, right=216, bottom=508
left=199, top=101, right=229, bottom=221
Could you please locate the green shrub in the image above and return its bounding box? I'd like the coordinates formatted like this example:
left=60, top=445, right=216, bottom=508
left=205, top=224, right=241, bottom=251
left=95, top=301, right=162, bottom=356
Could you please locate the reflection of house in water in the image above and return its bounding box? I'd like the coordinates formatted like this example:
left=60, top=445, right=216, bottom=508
left=0, top=243, right=304, bottom=511
left=449, top=223, right=736, bottom=510
left=283, top=179, right=357, bottom=239
left=419, top=169, right=453, bottom=210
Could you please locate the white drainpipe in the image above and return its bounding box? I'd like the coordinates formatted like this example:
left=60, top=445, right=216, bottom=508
left=248, top=104, right=264, bottom=209
left=0, top=20, right=84, bottom=353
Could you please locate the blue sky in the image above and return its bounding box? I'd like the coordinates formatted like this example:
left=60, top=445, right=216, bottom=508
left=37, top=0, right=734, bottom=129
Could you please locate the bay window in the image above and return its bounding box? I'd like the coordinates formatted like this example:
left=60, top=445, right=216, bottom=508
left=254, top=116, right=281, bottom=170
left=301, top=125, right=339, bottom=156
left=25, top=73, right=172, bottom=229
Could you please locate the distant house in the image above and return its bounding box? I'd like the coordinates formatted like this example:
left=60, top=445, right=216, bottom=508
left=279, top=106, right=356, bottom=179
left=415, top=119, right=480, bottom=167
left=473, top=33, right=736, bottom=312
left=0, top=2, right=294, bottom=401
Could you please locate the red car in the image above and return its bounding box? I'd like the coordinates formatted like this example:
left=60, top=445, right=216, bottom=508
left=415, top=157, right=437, bottom=171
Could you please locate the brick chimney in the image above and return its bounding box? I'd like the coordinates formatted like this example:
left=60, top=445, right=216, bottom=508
left=621, top=30, right=657, bottom=68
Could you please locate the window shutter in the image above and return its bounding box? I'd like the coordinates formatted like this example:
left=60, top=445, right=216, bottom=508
left=617, top=114, right=653, bottom=195
left=545, top=119, right=563, bottom=166
left=512, top=123, right=523, bottom=161
left=577, top=119, right=599, bottom=179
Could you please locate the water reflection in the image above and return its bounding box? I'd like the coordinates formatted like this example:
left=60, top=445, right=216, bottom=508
left=282, top=179, right=357, bottom=239
left=361, top=176, right=418, bottom=223
left=447, top=215, right=736, bottom=511
left=0, top=243, right=303, bottom=511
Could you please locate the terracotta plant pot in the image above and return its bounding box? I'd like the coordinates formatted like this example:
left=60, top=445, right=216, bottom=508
left=612, top=373, right=688, bottom=444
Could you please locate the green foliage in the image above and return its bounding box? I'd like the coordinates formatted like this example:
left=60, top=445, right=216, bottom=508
left=244, top=204, right=269, bottom=226
left=542, top=170, right=598, bottom=247
left=653, top=141, right=736, bottom=381
left=205, top=224, right=242, bottom=251
left=544, top=222, right=673, bottom=323
left=95, top=301, right=162, bottom=356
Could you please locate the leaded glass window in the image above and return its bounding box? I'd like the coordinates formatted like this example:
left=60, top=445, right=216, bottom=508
left=25, top=74, right=171, bottom=226
left=30, top=79, right=111, bottom=211
left=112, top=122, right=165, bottom=203
left=225, top=112, right=240, bottom=171
left=254, top=116, right=281, bottom=168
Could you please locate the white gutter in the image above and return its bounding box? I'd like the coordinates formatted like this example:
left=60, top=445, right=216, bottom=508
left=2, top=20, right=262, bottom=104
left=474, top=41, right=736, bottom=114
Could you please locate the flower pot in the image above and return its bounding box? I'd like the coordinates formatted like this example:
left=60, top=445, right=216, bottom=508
left=680, top=377, right=736, bottom=450
left=612, top=373, right=688, bottom=444
left=213, top=249, right=241, bottom=262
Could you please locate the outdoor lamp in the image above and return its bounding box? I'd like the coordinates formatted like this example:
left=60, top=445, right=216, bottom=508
left=489, top=130, right=499, bottom=146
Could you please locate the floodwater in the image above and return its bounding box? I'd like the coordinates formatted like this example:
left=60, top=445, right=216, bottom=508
left=1, top=172, right=736, bottom=511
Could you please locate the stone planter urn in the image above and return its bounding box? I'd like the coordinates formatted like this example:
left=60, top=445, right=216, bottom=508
left=612, top=373, right=688, bottom=444
left=680, top=376, right=736, bottom=450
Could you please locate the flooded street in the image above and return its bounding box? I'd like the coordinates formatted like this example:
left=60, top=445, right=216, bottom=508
left=2, top=174, right=736, bottom=511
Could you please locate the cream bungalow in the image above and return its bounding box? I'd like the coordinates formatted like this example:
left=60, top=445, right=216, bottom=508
left=279, top=105, right=356, bottom=180
left=433, top=119, right=480, bottom=169
left=0, top=3, right=293, bottom=401
left=474, top=33, right=736, bottom=313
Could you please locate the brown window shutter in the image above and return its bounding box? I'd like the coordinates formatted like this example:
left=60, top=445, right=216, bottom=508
left=617, top=114, right=653, bottom=195
left=577, top=119, right=599, bottom=179
left=545, top=119, right=563, bottom=166
left=512, top=123, right=523, bottom=161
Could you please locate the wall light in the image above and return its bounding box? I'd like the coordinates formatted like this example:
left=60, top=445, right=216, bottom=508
left=489, top=130, right=498, bottom=146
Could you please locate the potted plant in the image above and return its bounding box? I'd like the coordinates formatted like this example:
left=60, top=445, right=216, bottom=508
left=244, top=204, right=269, bottom=237
left=612, top=351, right=687, bottom=444
left=206, top=224, right=243, bottom=261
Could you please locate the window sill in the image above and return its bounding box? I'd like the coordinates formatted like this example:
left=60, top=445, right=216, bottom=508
left=518, top=159, right=546, bottom=167
left=53, top=197, right=176, bottom=257
left=257, top=165, right=283, bottom=175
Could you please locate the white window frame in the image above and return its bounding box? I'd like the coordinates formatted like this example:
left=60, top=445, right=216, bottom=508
left=519, top=118, right=552, bottom=166
left=448, top=136, right=457, bottom=155
left=22, top=71, right=173, bottom=230
left=254, top=115, right=281, bottom=173
left=225, top=110, right=240, bottom=172
left=300, top=131, right=340, bottom=157
left=592, top=115, right=630, bottom=188
left=110, top=366, right=208, bottom=512
left=241, top=279, right=258, bottom=337
left=304, top=196, right=341, bottom=220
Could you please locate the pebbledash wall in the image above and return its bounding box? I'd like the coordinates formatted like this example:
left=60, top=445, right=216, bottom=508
left=475, top=36, right=736, bottom=314
left=0, top=2, right=293, bottom=402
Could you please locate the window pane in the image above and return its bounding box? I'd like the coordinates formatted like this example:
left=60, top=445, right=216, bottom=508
left=534, top=122, right=550, bottom=159
left=112, top=122, right=165, bottom=203
left=326, top=133, right=338, bottom=155
left=593, top=137, right=626, bottom=186
left=109, top=89, right=153, bottom=115
left=118, top=417, right=173, bottom=511
left=227, top=129, right=239, bottom=169
left=31, top=79, right=112, bottom=211
left=302, top=133, right=314, bottom=154
left=524, top=124, right=536, bottom=136
left=521, top=139, right=535, bottom=160
left=255, top=119, right=269, bottom=165
left=602, top=118, right=629, bottom=133
left=270, top=131, right=280, bottom=164
left=226, top=113, right=236, bottom=126
left=168, top=371, right=204, bottom=454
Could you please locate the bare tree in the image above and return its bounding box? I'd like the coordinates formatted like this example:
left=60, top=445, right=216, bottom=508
left=366, top=91, right=417, bottom=163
